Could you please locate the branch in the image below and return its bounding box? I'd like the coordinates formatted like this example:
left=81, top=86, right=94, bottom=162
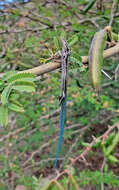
left=70, top=122, right=119, bottom=166
left=20, top=43, right=119, bottom=76
left=0, top=26, right=48, bottom=35
left=0, top=127, right=25, bottom=143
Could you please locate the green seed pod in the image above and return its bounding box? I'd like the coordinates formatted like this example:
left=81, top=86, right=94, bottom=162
left=89, top=27, right=108, bottom=93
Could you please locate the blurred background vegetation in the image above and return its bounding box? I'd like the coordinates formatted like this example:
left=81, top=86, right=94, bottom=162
left=0, top=0, right=119, bottom=189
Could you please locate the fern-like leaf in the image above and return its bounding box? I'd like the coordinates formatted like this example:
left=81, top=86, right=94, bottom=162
left=7, top=72, right=35, bottom=83
left=8, top=101, right=24, bottom=112
left=54, top=36, right=60, bottom=50
left=12, top=80, right=36, bottom=92
left=68, top=35, right=78, bottom=47
left=9, top=92, right=20, bottom=101
left=0, top=105, right=8, bottom=126
left=70, top=52, right=82, bottom=69
left=2, top=71, right=17, bottom=81
left=1, top=84, right=12, bottom=105
left=0, top=79, right=5, bottom=91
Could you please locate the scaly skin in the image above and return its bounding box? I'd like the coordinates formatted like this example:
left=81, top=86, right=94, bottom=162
left=54, top=39, right=70, bottom=168
left=54, top=99, right=66, bottom=168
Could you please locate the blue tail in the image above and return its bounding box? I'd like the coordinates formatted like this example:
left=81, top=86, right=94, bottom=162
left=54, top=99, right=66, bottom=168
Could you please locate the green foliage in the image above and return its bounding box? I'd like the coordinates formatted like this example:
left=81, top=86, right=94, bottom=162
left=2, top=71, right=17, bottom=81
left=12, top=80, right=36, bottom=92
left=102, top=131, right=119, bottom=164
left=104, top=131, right=115, bottom=146
left=83, top=0, right=97, bottom=13
left=7, top=72, right=35, bottom=83
left=9, top=92, right=20, bottom=101
left=78, top=169, right=119, bottom=187
left=0, top=72, right=36, bottom=126
left=30, top=169, right=119, bottom=189
left=68, top=35, right=79, bottom=47
left=6, top=48, right=16, bottom=60
left=24, top=36, right=37, bottom=48
left=53, top=36, right=60, bottom=50
left=8, top=101, right=24, bottom=112
left=69, top=52, right=82, bottom=69
left=0, top=105, right=8, bottom=126
left=0, top=0, right=119, bottom=188
left=1, top=84, right=12, bottom=105
left=0, top=79, right=5, bottom=91
left=11, top=8, right=21, bottom=16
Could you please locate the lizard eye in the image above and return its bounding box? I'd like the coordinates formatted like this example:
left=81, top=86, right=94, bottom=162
left=62, top=54, right=66, bottom=59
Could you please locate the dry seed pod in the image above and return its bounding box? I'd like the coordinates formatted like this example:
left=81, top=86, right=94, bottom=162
left=89, top=27, right=108, bottom=93
left=115, top=64, right=119, bottom=81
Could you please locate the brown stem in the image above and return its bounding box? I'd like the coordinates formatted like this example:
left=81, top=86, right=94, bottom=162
left=20, top=43, right=119, bottom=76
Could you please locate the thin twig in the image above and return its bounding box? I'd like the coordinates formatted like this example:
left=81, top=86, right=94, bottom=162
left=25, top=158, right=64, bottom=170
left=22, top=142, right=49, bottom=167
left=109, top=0, right=118, bottom=26
left=0, top=127, right=25, bottom=143
left=0, top=26, right=48, bottom=35
left=100, top=157, right=106, bottom=190
left=59, top=135, right=80, bottom=170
